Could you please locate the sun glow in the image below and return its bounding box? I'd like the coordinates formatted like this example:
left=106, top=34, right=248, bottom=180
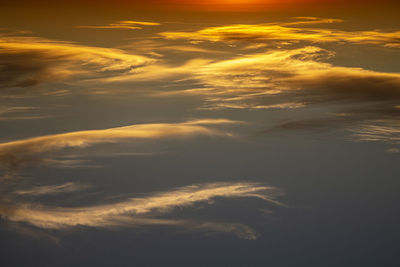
left=165, top=0, right=281, bottom=9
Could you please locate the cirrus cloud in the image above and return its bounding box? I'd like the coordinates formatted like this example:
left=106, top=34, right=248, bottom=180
left=0, top=119, right=239, bottom=174
left=0, top=182, right=282, bottom=240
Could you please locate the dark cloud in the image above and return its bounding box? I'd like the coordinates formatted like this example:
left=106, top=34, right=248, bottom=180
left=0, top=56, right=52, bottom=89
left=289, top=72, right=400, bottom=104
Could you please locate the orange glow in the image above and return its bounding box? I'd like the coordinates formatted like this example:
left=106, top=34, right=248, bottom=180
left=164, top=0, right=297, bottom=10
left=3, top=0, right=397, bottom=12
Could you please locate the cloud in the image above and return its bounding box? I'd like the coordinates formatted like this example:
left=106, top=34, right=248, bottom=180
left=0, top=106, right=50, bottom=121
left=350, top=119, right=400, bottom=146
left=100, top=44, right=400, bottom=118
left=283, top=17, right=344, bottom=26
left=119, top=21, right=161, bottom=26
left=109, top=43, right=400, bottom=144
left=0, top=119, right=238, bottom=173
left=150, top=46, right=400, bottom=109
left=0, top=156, right=92, bottom=173
left=160, top=19, right=400, bottom=48
left=0, top=36, right=155, bottom=91
left=0, top=182, right=281, bottom=240
left=0, top=118, right=271, bottom=240
left=100, top=58, right=212, bottom=83
left=0, top=119, right=236, bottom=155
left=185, top=221, right=258, bottom=240
left=15, top=182, right=90, bottom=196
left=77, top=20, right=161, bottom=30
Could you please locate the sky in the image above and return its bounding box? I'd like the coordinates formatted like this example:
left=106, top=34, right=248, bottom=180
left=1, top=1, right=400, bottom=266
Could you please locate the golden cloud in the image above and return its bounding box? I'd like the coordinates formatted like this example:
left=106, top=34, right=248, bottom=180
left=141, top=46, right=400, bottom=111
left=0, top=182, right=280, bottom=239
left=0, top=119, right=238, bottom=173
left=0, top=119, right=236, bottom=155
left=0, top=36, right=155, bottom=89
left=160, top=20, right=400, bottom=48
left=77, top=20, right=161, bottom=30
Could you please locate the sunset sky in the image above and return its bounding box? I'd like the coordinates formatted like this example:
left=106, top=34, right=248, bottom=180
left=1, top=1, right=400, bottom=266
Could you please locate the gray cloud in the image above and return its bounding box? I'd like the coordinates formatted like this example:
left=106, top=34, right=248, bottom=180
left=350, top=119, right=400, bottom=147
left=15, top=182, right=90, bottom=196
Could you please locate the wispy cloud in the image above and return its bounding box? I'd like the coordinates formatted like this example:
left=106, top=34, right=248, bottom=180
left=94, top=42, right=400, bottom=133
left=0, top=119, right=237, bottom=156
left=0, top=106, right=50, bottom=121
left=283, top=17, right=344, bottom=26
left=1, top=182, right=281, bottom=240
left=15, top=182, right=90, bottom=196
left=0, top=119, right=238, bottom=173
left=350, top=119, right=400, bottom=146
left=139, top=46, right=400, bottom=112
left=102, top=40, right=400, bottom=145
left=77, top=20, right=161, bottom=30
left=160, top=19, right=400, bottom=48
left=119, top=21, right=161, bottom=26
left=0, top=36, right=155, bottom=90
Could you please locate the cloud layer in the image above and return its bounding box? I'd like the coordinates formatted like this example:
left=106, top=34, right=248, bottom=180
left=128, top=46, right=400, bottom=114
